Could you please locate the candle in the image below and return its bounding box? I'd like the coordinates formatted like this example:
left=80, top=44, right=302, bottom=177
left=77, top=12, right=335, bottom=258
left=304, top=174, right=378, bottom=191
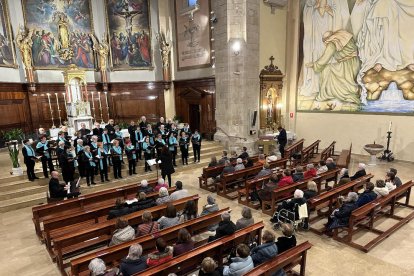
left=91, top=91, right=95, bottom=109
left=47, top=93, right=55, bottom=128
left=98, top=91, right=102, bottom=110
left=62, top=92, right=67, bottom=107
left=55, top=93, right=60, bottom=110
left=388, top=121, right=392, bottom=132
left=104, top=91, right=110, bottom=121
left=84, top=83, right=89, bottom=102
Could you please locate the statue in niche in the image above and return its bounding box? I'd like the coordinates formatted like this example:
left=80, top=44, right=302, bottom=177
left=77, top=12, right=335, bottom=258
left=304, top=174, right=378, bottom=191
left=91, top=34, right=110, bottom=72
left=156, top=32, right=171, bottom=68
left=266, top=85, right=277, bottom=126
left=15, top=27, right=34, bottom=70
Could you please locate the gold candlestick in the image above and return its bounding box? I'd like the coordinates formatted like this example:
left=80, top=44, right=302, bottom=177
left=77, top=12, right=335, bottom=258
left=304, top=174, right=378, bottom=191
left=55, top=93, right=62, bottom=127
left=98, top=91, right=103, bottom=123
left=47, top=93, right=55, bottom=128
left=104, top=91, right=109, bottom=122
left=91, top=91, right=96, bottom=120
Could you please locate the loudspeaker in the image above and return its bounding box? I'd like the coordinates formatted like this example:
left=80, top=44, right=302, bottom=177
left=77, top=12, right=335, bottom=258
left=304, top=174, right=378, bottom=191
left=251, top=110, right=257, bottom=127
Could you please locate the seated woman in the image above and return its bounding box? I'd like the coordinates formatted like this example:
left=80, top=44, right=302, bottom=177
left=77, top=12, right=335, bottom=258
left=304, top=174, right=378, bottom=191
left=337, top=168, right=350, bottom=181
left=325, top=192, right=359, bottom=235
left=275, top=223, right=297, bottom=254
left=136, top=211, right=159, bottom=237
left=199, top=257, right=220, bottom=276
left=350, top=163, right=367, bottom=180
left=119, top=244, right=147, bottom=276
left=107, top=198, right=130, bottom=220
left=158, top=203, right=180, bottom=229
left=208, top=156, right=218, bottom=167
left=236, top=206, right=254, bottom=230
left=274, top=189, right=306, bottom=220
left=374, top=180, right=389, bottom=198
left=130, top=192, right=156, bottom=212
left=234, top=158, right=245, bottom=171
left=250, top=230, right=278, bottom=266
left=208, top=211, right=236, bottom=242
left=179, top=200, right=198, bottom=222
left=258, top=173, right=279, bottom=206
left=88, top=258, right=117, bottom=276
left=156, top=187, right=172, bottom=205
left=154, top=178, right=168, bottom=192
left=173, top=228, right=194, bottom=257
left=316, top=160, right=328, bottom=175
left=138, top=179, right=154, bottom=194
left=109, top=218, right=136, bottom=246
left=303, top=163, right=317, bottom=178
left=146, top=238, right=173, bottom=267
left=385, top=172, right=397, bottom=191
left=292, top=166, right=304, bottom=182
left=200, top=195, right=220, bottom=231
left=303, top=181, right=318, bottom=200
left=255, top=162, right=272, bottom=179
left=255, top=154, right=266, bottom=166
left=222, top=244, right=254, bottom=276
left=356, top=182, right=377, bottom=207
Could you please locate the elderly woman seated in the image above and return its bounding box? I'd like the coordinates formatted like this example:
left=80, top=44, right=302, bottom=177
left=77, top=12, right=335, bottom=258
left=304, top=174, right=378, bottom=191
left=303, top=163, right=317, bottom=178
left=156, top=187, right=172, bottom=205
left=119, top=243, right=148, bottom=275
left=292, top=166, right=304, bottom=182
left=138, top=179, right=154, bottom=194
left=109, top=218, right=136, bottom=246
left=350, top=163, right=367, bottom=180
left=88, top=258, right=117, bottom=276
left=325, top=192, right=359, bottom=235
left=303, top=181, right=318, bottom=200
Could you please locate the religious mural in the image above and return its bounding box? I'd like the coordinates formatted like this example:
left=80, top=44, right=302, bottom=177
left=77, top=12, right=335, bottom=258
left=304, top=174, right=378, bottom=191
left=0, top=1, right=16, bottom=68
left=22, top=0, right=94, bottom=69
left=297, top=0, right=414, bottom=114
left=105, top=0, right=152, bottom=70
left=175, top=0, right=211, bottom=70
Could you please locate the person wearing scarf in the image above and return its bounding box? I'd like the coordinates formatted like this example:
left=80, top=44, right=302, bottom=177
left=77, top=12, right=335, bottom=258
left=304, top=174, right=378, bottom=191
left=102, top=129, right=112, bottom=166
left=97, top=143, right=110, bottom=182
left=111, top=140, right=123, bottom=179
left=155, top=133, right=166, bottom=158
left=167, top=132, right=178, bottom=167
left=134, top=128, right=144, bottom=160
left=58, top=131, right=71, bottom=148
left=179, top=132, right=189, bottom=165
left=36, top=135, right=54, bottom=178
left=82, top=146, right=97, bottom=186
left=89, top=135, right=99, bottom=175
left=145, top=124, right=155, bottom=145
left=191, top=130, right=202, bottom=163
left=125, top=139, right=137, bottom=176
left=22, top=139, right=38, bottom=181
left=59, top=146, right=76, bottom=183
left=76, top=139, right=86, bottom=178
left=168, top=123, right=178, bottom=138
left=142, top=137, right=153, bottom=172
left=180, top=123, right=192, bottom=137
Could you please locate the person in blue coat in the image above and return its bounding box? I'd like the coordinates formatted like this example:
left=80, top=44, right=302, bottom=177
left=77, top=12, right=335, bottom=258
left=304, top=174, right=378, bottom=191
left=356, top=182, right=377, bottom=207
left=250, top=230, right=278, bottom=266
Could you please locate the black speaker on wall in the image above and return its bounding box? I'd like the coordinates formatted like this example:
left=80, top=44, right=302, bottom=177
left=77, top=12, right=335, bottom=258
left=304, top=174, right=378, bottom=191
left=251, top=110, right=257, bottom=127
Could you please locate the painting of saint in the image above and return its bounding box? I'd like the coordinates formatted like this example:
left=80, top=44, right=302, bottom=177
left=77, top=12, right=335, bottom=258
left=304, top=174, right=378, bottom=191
left=106, top=0, right=152, bottom=70
left=0, top=0, right=16, bottom=68
left=22, top=0, right=95, bottom=69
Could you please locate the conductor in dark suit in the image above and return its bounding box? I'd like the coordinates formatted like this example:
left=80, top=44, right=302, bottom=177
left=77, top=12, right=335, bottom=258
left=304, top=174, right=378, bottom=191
left=22, top=139, right=38, bottom=181
left=49, top=171, right=80, bottom=199
left=277, top=126, right=287, bottom=158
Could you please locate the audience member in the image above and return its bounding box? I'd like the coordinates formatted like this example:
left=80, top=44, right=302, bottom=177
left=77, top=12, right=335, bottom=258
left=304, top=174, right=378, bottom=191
left=250, top=230, right=278, bottom=266
left=130, top=192, right=156, bottom=212
left=276, top=223, right=297, bottom=254
left=356, top=182, right=377, bottom=207
left=208, top=156, right=218, bottom=167
left=154, top=178, right=168, bottom=192
left=170, top=181, right=189, bottom=201
left=229, top=150, right=238, bottom=163
left=278, top=169, right=294, bottom=196
left=238, top=147, right=249, bottom=159
left=136, top=211, right=159, bottom=236
left=173, top=228, right=194, bottom=257
left=303, top=181, right=318, bottom=200
left=303, top=163, right=317, bottom=178
left=245, top=157, right=254, bottom=168
left=179, top=200, right=198, bottom=222
left=292, top=166, right=304, bottom=182
left=236, top=206, right=254, bottom=230
left=88, top=258, right=116, bottom=276
left=385, top=172, right=397, bottom=191
left=256, top=154, right=266, bottom=166
left=255, top=162, right=272, bottom=179
left=219, top=160, right=235, bottom=179
left=208, top=211, right=236, bottom=242
left=199, top=257, right=220, bottom=276
left=200, top=195, right=220, bottom=231
left=146, top=238, right=173, bottom=267
left=107, top=198, right=130, bottom=220
left=158, top=203, right=180, bottom=229
left=156, top=187, right=172, bottom=205
left=109, top=218, right=135, bottom=246
left=138, top=179, right=154, bottom=194
left=258, top=173, right=279, bottom=203
left=374, top=180, right=389, bottom=198
left=337, top=168, right=350, bottom=181
left=222, top=244, right=254, bottom=276
left=316, top=160, right=328, bottom=175
left=389, top=168, right=402, bottom=187
left=119, top=244, right=147, bottom=276
left=234, top=158, right=245, bottom=171
left=325, top=192, right=359, bottom=235
left=350, top=163, right=367, bottom=180
left=326, top=157, right=336, bottom=170
left=218, top=151, right=229, bottom=165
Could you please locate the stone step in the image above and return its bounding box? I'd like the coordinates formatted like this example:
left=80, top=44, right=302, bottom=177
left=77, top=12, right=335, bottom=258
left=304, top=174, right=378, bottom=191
left=0, top=178, right=49, bottom=193
left=0, top=193, right=47, bottom=213
left=0, top=185, right=49, bottom=201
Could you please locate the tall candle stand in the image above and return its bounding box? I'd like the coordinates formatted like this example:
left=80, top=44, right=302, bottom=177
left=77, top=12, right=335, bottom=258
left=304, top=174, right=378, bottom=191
left=98, top=91, right=104, bottom=124
left=46, top=93, right=56, bottom=128
left=55, top=93, right=62, bottom=127
left=91, top=91, right=96, bottom=122
left=104, top=91, right=110, bottom=121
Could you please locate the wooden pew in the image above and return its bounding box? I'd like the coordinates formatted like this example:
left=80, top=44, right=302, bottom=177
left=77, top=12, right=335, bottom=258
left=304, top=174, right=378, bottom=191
left=244, top=241, right=312, bottom=276
left=308, top=174, right=373, bottom=234
left=32, top=178, right=158, bottom=240
left=261, top=169, right=341, bottom=216
left=336, top=143, right=352, bottom=168
left=42, top=187, right=176, bottom=252
left=135, top=222, right=265, bottom=276
left=333, top=181, right=414, bottom=252
left=300, top=140, right=321, bottom=165
left=284, top=139, right=305, bottom=164
left=69, top=208, right=230, bottom=276
left=310, top=141, right=336, bottom=164
left=52, top=195, right=199, bottom=269
left=198, top=155, right=259, bottom=191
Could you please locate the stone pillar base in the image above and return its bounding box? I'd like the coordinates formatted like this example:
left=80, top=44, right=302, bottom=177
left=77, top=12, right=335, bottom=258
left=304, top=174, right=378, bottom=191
left=214, top=130, right=258, bottom=156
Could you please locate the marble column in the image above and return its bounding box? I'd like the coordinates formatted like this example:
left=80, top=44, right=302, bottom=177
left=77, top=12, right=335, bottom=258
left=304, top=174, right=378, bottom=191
left=213, top=0, right=260, bottom=151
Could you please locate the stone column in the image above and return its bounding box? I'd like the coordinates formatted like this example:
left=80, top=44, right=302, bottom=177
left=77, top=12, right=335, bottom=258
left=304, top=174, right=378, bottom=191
left=213, top=0, right=260, bottom=151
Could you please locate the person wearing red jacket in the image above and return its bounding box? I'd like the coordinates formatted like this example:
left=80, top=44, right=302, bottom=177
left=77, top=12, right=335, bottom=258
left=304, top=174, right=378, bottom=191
left=146, top=238, right=173, bottom=267
left=278, top=169, right=294, bottom=198
left=303, top=163, right=317, bottom=179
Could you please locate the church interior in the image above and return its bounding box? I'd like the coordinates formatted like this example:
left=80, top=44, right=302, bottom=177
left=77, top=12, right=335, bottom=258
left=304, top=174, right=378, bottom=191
left=0, top=0, right=414, bottom=275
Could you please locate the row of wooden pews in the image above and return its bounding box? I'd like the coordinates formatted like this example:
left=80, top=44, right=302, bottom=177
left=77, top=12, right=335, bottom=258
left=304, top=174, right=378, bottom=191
left=309, top=141, right=336, bottom=164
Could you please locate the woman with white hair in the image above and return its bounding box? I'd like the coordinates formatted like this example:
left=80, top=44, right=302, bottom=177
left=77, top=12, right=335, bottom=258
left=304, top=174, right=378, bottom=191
left=156, top=187, right=172, bottom=205
left=325, top=192, right=359, bottom=235
left=234, top=158, right=245, bottom=171
left=350, top=163, right=367, bottom=180
left=88, top=258, right=116, bottom=276
left=304, top=163, right=317, bottom=178
left=155, top=178, right=168, bottom=192
left=138, top=179, right=154, bottom=194
left=119, top=243, right=148, bottom=275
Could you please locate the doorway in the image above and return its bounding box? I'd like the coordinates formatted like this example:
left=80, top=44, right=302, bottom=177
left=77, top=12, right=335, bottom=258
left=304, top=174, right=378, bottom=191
left=189, top=104, right=201, bottom=132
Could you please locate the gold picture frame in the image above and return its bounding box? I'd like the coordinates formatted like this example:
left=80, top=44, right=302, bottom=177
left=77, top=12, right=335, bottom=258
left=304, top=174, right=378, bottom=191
left=0, top=0, right=17, bottom=68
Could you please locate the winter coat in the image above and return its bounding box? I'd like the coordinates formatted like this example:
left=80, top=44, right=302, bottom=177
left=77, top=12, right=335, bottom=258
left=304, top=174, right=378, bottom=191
left=374, top=187, right=389, bottom=198
left=129, top=198, right=156, bottom=212
left=356, top=190, right=377, bottom=207
left=156, top=195, right=172, bottom=205
left=350, top=169, right=366, bottom=180
left=200, top=203, right=220, bottom=231
left=146, top=247, right=173, bottom=267
left=107, top=206, right=130, bottom=220
left=250, top=242, right=278, bottom=266
left=119, top=257, right=148, bottom=276
left=236, top=217, right=254, bottom=230
left=210, top=220, right=236, bottom=241
left=158, top=216, right=180, bottom=229
left=276, top=236, right=297, bottom=254
left=222, top=256, right=254, bottom=276
left=173, top=241, right=195, bottom=257
left=109, top=225, right=135, bottom=246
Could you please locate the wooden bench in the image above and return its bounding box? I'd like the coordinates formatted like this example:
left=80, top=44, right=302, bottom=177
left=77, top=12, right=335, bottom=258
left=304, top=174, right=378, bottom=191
left=244, top=241, right=312, bottom=276
left=198, top=155, right=259, bottom=192
left=32, top=178, right=159, bottom=240
left=134, top=222, right=265, bottom=276
left=284, top=139, right=305, bottom=165
left=310, top=141, right=336, bottom=164
left=308, top=174, right=373, bottom=234
left=261, top=169, right=341, bottom=216
left=333, top=180, right=414, bottom=252
left=336, top=143, right=352, bottom=168
left=69, top=208, right=230, bottom=276
left=52, top=195, right=199, bottom=270
left=43, top=187, right=176, bottom=253
left=300, top=140, right=321, bottom=165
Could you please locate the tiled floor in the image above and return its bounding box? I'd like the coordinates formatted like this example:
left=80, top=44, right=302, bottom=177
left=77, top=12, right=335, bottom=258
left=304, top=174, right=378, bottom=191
left=0, top=154, right=413, bottom=275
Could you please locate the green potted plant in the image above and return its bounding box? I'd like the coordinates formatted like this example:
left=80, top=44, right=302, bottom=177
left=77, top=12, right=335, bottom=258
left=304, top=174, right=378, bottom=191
left=3, top=129, right=24, bottom=176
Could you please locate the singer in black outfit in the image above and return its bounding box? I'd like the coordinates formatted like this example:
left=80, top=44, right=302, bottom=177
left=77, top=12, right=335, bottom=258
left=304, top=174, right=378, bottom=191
left=22, top=139, right=38, bottom=181
left=157, top=146, right=175, bottom=187
left=277, top=126, right=288, bottom=158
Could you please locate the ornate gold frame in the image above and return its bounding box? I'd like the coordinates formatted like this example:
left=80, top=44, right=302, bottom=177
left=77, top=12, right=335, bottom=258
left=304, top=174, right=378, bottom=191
left=104, top=0, right=153, bottom=71
left=21, top=0, right=95, bottom=71
left=0, top=0, right=17, bottom=68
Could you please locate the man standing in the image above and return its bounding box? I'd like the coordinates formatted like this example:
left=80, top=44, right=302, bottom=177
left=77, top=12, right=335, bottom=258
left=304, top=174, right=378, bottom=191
left=22, top=139, right=38, bottom=181
left=277, top=126, right=287, bottom=158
